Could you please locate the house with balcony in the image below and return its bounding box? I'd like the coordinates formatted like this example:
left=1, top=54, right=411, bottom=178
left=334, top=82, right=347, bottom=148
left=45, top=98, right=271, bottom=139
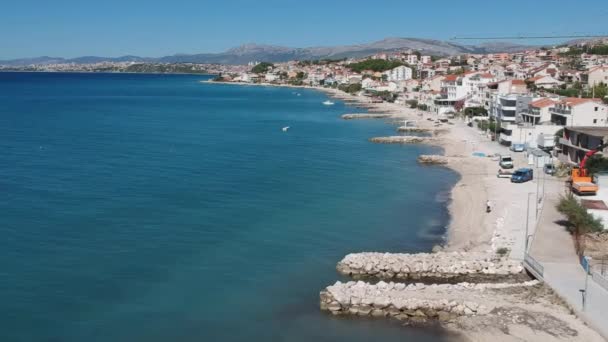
left=434, top=75, right=467, bottom=114
left=384, top=65, right=412, bottom=82
left=558, top=127, right=608, bottom=165
left=521, top=98, right=557, bottom=125
left=549, top=98, right=608, bottom=126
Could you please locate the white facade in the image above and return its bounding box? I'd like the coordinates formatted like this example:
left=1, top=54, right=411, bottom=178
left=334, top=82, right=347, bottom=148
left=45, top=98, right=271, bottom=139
left=384, top=66, right=413, bottom=82
left=550, top=99, right=608, bottom=126
left=407, top=55, right=418, bottom=65
left=587, top=66, right=608, bottom=86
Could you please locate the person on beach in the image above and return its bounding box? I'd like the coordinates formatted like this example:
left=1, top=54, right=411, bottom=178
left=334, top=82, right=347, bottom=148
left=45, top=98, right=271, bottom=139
left=486, top=200, right=492, bottom=213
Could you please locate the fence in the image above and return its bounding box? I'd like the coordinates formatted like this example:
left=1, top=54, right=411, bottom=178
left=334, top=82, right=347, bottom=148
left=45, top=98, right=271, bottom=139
left=580, top=255, right=608, bottom=292
left=592, top=270, right=608, bottom=292
left=524, top=253, right=544, bottom=280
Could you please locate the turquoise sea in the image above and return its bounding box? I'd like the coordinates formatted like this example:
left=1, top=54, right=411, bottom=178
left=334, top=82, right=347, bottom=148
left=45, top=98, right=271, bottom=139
left=0, top=72, right=458, bottom=341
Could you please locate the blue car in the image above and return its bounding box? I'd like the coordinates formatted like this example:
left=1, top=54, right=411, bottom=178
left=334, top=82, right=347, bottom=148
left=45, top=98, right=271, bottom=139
left=511, top=168, right=533, bottom=183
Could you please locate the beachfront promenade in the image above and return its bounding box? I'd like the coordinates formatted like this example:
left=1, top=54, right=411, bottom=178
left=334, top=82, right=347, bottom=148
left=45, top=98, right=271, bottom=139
left=530, top=189, right=608, bottom=340
left=455, top=121, right=608, bottom=339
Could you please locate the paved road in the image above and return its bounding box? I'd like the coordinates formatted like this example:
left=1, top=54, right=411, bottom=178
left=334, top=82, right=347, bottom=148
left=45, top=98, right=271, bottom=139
left=530, top=187, right=608, bottom=340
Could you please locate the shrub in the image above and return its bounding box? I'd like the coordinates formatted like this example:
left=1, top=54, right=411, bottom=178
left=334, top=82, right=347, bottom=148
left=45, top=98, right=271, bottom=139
left=557, top=194, right=604, bottom=255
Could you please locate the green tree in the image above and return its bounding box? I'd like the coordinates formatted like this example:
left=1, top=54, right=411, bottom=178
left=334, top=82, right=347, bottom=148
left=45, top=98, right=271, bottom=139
left=346, top=59, right=405, bottom=73
left=557, top=193, right=604, bottom=255
left=406, top=99, right=418, bottom=109
left=464, top=107, right=488, bottom=117
left=585, top=155, right=608, bottom=176
left=554, top=128, right=564, bottom=145
left=251, top=62, right=274, bottom=74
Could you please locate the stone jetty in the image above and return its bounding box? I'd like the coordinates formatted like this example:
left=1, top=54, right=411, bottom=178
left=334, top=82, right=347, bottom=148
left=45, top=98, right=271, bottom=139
left=417, top=155, right=449, bottom=165
left=320, top=279, right=540, bottom=321
left=341, top=113, right=394, bottom=120
left=369, top=136, right=435, bottom=144
left=337, top=252, right=526, bottom=282
left=396, top=126, right=432, bottom=132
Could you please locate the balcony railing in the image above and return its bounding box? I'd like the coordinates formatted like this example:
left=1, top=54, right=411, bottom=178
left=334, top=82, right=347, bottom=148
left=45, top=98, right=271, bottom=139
left=550, top=107, right=571, bottom=115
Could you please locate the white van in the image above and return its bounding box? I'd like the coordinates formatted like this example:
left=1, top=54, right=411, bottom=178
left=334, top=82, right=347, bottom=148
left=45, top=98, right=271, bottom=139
left=499, top=155, right=514, bottom=169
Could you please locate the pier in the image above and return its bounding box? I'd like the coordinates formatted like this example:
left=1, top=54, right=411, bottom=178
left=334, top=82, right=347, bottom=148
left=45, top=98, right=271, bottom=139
left=341, top=113, right=394, bottom=120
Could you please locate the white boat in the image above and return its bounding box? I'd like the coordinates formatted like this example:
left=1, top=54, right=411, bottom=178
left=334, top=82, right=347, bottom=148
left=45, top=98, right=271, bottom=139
left=322, top=100, right=335, bottom=105
left=282, top=126, right=290, bottom=132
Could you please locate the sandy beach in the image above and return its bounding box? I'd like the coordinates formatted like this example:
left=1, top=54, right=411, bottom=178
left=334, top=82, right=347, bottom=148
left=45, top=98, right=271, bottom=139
left=205, top=80, right=605, bottom=342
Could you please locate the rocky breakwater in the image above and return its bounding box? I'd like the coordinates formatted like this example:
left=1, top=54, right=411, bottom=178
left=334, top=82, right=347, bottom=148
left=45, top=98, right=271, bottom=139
left=320, top=279, right=540, bottom=322
left=341, top=113, right=395, bottom=120
left=337, top=251, right=527, bottom=282
left=369, top=136, right=435, bottom=144
left=417, top=155, right=449, bottom=165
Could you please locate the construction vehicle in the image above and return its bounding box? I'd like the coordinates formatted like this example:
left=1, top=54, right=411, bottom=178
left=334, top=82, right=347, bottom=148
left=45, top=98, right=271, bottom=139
left=570, top=142, right=608, bottom=195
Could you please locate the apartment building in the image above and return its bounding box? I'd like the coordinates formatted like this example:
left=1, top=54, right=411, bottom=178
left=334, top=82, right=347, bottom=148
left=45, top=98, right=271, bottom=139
left=550, top=98, right=608, bottom=126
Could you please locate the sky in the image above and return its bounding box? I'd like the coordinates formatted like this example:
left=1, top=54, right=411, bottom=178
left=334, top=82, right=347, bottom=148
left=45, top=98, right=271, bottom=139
left=2, top=0, right=608, bottom=59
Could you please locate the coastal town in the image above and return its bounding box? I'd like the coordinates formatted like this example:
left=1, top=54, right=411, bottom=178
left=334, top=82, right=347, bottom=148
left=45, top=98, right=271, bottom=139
left=202, top=39, right=608, bottom=341
left=4, top=38, right=608, bottom=341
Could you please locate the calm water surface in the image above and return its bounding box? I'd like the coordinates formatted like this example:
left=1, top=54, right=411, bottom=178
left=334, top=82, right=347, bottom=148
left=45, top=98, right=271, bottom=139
left=0, top=72, right=459, bottom=341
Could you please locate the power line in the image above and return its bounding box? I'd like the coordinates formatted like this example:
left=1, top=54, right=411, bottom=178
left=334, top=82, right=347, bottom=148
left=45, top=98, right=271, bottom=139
left=451, top=34, right=607, bottom=40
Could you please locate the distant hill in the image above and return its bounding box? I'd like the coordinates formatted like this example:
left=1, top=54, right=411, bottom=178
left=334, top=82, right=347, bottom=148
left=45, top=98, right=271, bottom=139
left=0, top=37, right=547, bottom=66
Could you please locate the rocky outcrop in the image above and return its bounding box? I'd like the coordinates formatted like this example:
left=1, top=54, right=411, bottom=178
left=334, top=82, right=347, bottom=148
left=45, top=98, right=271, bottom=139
left=417, top=155, right=449, bottom=165
left=320, top=279, right=540, bottom=321
left=337, top=251, right=525, bottom=282
left=341, top=113, right=394, bottom=120
left=369, top=136, right=435, bottom=144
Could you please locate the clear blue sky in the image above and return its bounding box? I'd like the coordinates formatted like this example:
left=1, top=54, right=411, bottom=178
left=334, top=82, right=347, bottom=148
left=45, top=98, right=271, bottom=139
left=2, top=0, right=607, bottom=59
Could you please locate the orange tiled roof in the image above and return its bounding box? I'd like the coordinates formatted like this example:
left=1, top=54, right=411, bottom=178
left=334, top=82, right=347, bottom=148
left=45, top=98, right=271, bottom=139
left=560, top=97, right=602, bottom=106
left=529, top=98, right=556, bottom=108
left=511, top=80, right=526, bottom=85
left=443, top=75, right=458, bottom=81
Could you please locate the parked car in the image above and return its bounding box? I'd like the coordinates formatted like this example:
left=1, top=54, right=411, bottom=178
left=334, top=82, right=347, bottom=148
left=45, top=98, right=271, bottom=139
left=543, top=163, right=556, bottom=175
left=499, top=155, right=514, bottom=169
left=511, top=168, right=534, bottom=183
left=510, top=143, right=525, bottom=152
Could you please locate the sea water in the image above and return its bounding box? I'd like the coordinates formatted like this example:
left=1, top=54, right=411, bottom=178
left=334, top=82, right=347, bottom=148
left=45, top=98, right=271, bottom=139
left=0, top=72, right=459, bottom=341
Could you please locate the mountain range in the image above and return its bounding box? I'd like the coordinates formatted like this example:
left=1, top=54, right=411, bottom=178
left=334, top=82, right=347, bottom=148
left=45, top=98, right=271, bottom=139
left=0, top=37, right=559, bottom=66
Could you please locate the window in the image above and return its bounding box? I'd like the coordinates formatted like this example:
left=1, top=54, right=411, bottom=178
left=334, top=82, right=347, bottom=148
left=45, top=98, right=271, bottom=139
left=595, top=107, right=599, bottom=112
left=594, top=119, right=598, bottom=124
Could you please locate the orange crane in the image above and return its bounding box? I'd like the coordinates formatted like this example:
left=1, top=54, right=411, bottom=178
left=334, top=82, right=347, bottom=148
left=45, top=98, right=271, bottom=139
left=570, top=142, right=608, bottom=195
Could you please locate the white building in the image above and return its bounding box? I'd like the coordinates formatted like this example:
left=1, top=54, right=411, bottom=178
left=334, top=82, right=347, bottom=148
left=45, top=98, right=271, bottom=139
left=550, top=98, right=608, bottom=126
left=407, top=55, right=419, bottom=65
left=585, top=65, right=608, bottom=87
left=384, top=65, right=413, bottom=82
left=521, top=98, right=558, bottom=125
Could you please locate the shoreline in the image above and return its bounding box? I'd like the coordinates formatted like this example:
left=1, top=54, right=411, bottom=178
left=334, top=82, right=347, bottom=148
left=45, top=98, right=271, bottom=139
left=203, top=80, right=605, bottom=342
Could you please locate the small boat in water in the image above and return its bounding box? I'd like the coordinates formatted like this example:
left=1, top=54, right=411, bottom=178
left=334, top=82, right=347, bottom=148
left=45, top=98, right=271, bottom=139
left=322, top=100, right=335, bottom=106
left=282, top=126, right=290, bottom=132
